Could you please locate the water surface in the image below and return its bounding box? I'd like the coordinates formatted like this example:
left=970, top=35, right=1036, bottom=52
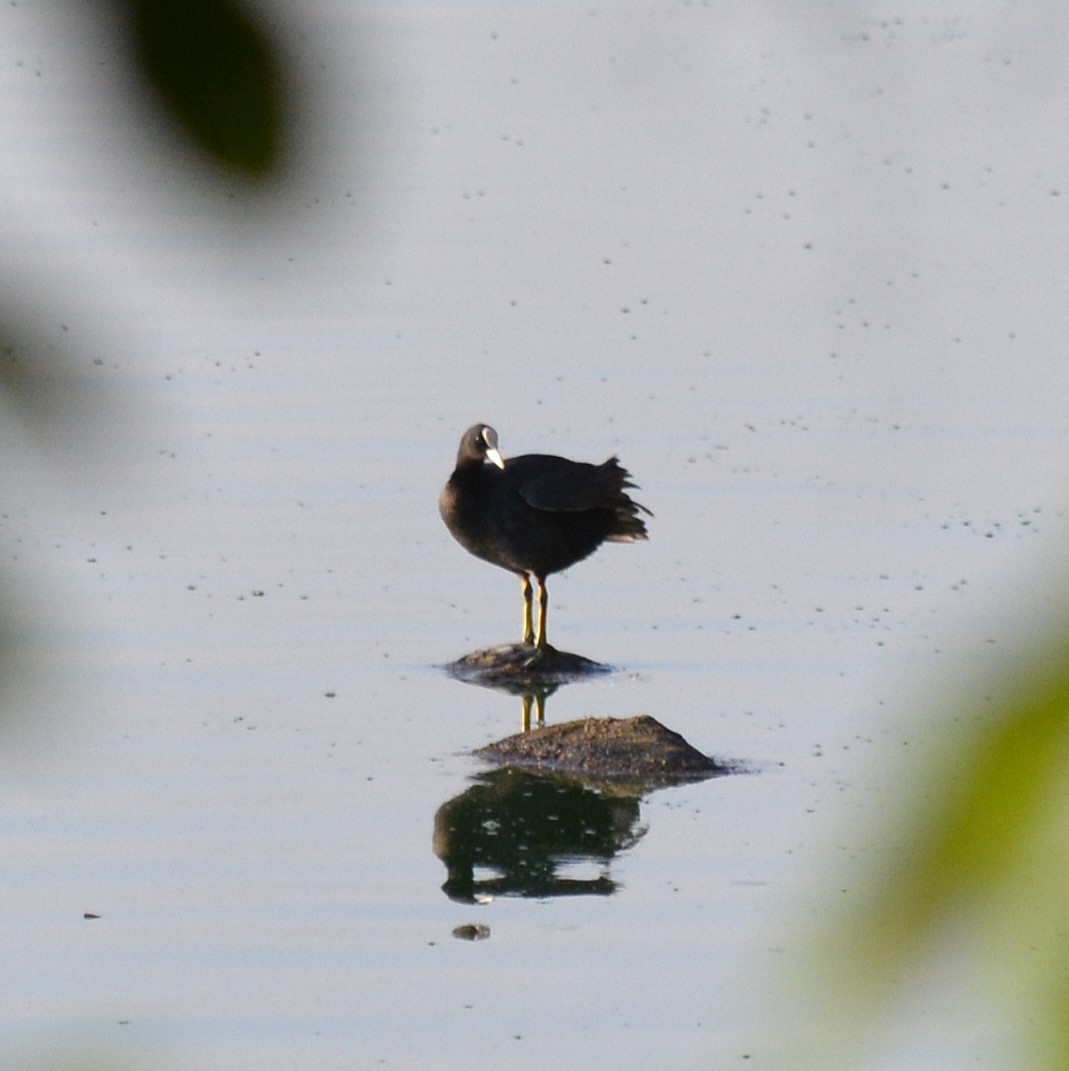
left=2, top=3, right=1068, bottom=1068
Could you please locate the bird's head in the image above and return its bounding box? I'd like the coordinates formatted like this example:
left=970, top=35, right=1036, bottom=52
left=460, top=424, right=505, bottom=469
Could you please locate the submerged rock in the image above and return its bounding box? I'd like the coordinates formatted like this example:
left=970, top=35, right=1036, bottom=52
left=476, top=715, right=728, bottom=787
left=451, top=923, right=491, bottom=941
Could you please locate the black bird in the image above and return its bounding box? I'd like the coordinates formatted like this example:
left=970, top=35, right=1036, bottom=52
left=439, top=424, right=651, bottom=648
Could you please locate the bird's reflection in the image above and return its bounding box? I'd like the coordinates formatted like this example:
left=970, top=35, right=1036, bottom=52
left=502, top=680, right=558, bottom=731
left=433, top=766, right=646, bottom=903
left=520, top=690, right=545, bottom=731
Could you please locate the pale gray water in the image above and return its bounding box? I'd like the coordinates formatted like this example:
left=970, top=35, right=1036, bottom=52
left=2, top=3, right=1067, bottom=1068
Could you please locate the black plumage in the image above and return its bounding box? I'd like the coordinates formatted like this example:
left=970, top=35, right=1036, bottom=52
left=439, top=424, right=651, bottom=648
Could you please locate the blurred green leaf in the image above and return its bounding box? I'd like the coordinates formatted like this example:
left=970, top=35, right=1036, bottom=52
left=861, top=646, right=1069, bottom=964
left=818, top=632, right=1069, bottom=1069
left=129, top=0, right=284, bottom=174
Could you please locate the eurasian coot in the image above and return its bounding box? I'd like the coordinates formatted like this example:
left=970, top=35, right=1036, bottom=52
left=439, top=424, right=651, bottom=648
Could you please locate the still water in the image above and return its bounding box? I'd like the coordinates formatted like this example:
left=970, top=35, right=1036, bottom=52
left=2, top=3, right=1068, bottom=1068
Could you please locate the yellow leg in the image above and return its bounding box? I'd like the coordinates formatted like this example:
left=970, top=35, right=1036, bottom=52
left=535, top=576, right=549, bottom=649
left=520, top=691, right=546, bottom=733
left=521, top=575, right=534, bottom=645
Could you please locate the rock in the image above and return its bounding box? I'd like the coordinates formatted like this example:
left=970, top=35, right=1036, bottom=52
left=475, top=715, right=728, bottom=787
left=444, top=642, right=611, bottom=690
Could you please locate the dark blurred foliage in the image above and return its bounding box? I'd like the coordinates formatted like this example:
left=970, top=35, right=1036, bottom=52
left=125, top=0, right=285, bottom=175
left=1, top=318, right=97, bottom=435
left=0, top=0, right=290, bottom=711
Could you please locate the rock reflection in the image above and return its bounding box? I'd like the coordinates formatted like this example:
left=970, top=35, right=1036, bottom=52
left=433, top=767, right=646, bottom=903
left=443, top=642, right=610, bottom=730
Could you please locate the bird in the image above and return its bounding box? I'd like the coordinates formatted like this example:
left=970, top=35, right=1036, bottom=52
left=439, top=424, right=651, bottom=649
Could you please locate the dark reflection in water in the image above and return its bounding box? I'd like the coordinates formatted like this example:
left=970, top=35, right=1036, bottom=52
left=433, top=767, right=646, bottom=903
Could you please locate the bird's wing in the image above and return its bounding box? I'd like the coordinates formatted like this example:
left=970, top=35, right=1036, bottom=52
left=512, top=456, right=618, bottom=512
